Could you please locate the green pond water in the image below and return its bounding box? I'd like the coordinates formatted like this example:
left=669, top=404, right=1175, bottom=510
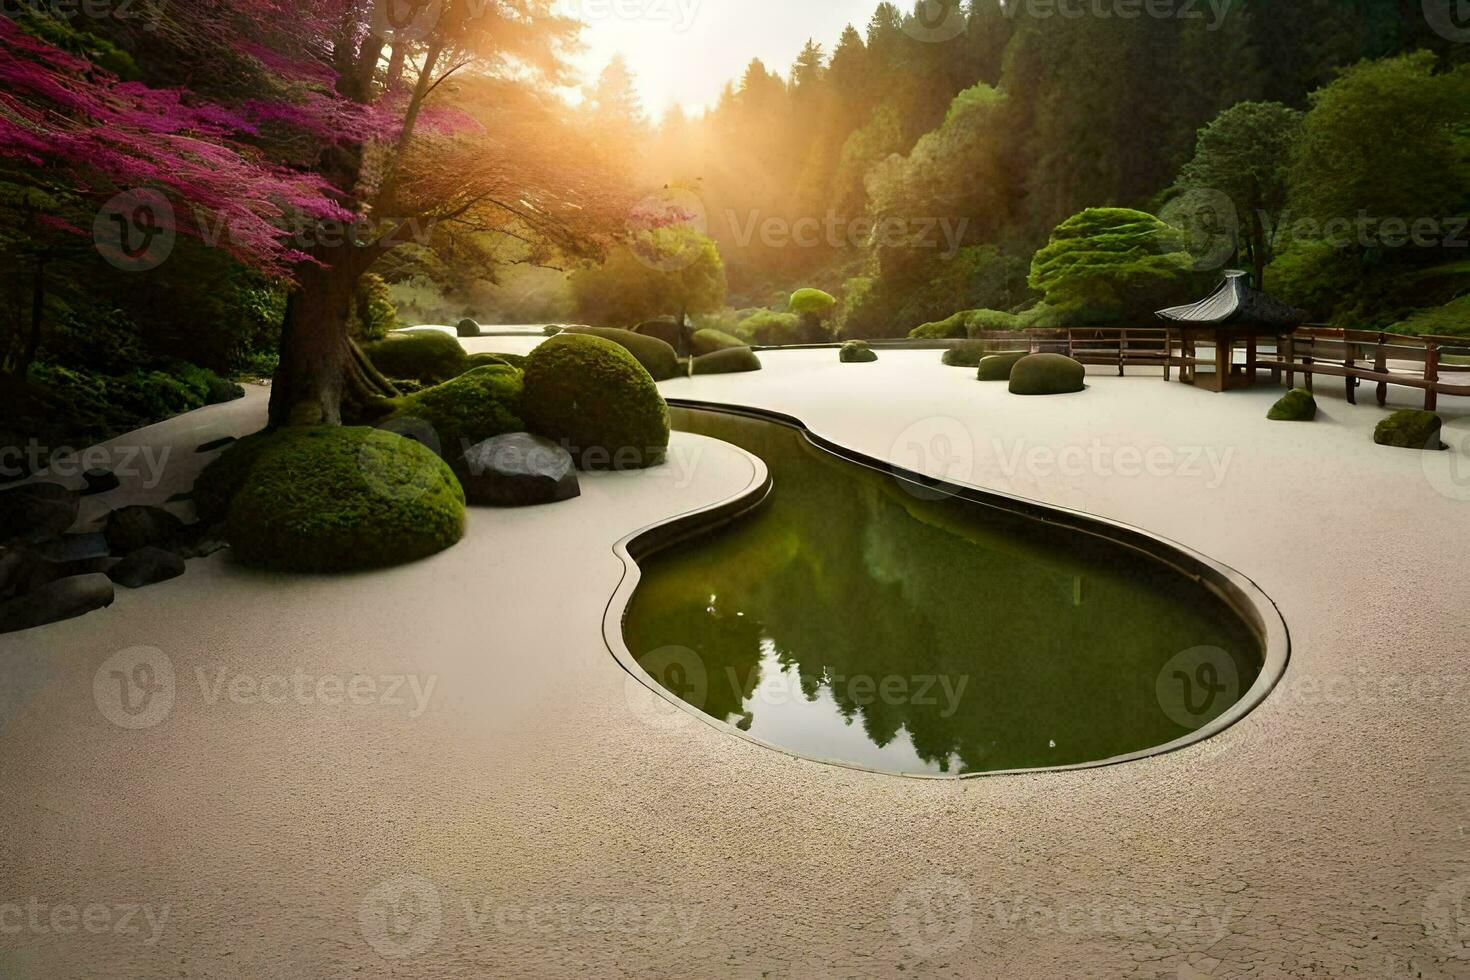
left=622, top=408, right=1264, bottom=776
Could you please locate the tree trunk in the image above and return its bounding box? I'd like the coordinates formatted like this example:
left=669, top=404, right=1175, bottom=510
left=268, top=251, right=398, bottom=428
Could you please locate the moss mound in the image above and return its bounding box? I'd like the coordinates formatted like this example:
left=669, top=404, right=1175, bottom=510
left=362, top=331, right=468, bottom=385
left=634, top=318, right=682, bottom=348
left=467, top=351, right=526, bottom=371
left=1374, top=409, right=1445, bottom=450
left=191, top=431, right=275, bottom=526
left=521, top=334, right=670, bottom=470
left=691, top=329, right=747, bottom=356
left=383, top=366, right=524, bottom=465
left=456, top=318, right=482, bottom=338
left=692, top=347, right=762, bottom=375
left=1267, top=388, right=1317, bottom=421
left=910, top=311, right=971, bottom=340
left=977, top=352, right=1027, bottom=382
left=565, top=326, right=680, bottom=380
left=225, top=427, right=465, bottom=572
left=941, top=341, right=995, bottom=368
left=840, top=341, right=877, bottom=363
left=1009, top=354, right=1086, bottom=395
left=789, top=288, right=837, bottom=315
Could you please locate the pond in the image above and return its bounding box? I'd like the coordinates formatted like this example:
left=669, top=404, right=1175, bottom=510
left=619, top=407, right=1269, bottom=776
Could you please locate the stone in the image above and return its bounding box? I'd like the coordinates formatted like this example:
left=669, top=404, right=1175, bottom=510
left=457, top=318, right=482, bottom=338
left=103, top=506, right=185, bottom=555
left=839, top=341, right=877, bottom=364
left=459, top=433, right=580, bottom=507
left=196, top=436, right=236, bottom=454
left=32, top=533, right=111, bottom=564
left=206, top=378, right=246, bottom=404
left=0, top=573, right=114, bottom=635
left=1008, top=353, right=1087, bottom=396
left=1373, top=409, right=1444, bottom=450
left=0, top=482, right=79, bottom=544
left=108, top=547, right=186, bottom=589
left=82, top=468, right=121, bottom=495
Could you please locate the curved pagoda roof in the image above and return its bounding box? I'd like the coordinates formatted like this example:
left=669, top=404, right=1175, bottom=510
left=1156, top=271, right=1307, bottom=329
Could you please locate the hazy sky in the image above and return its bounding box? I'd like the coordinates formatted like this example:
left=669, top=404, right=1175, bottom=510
left=565, top=0, right=880, bottom=117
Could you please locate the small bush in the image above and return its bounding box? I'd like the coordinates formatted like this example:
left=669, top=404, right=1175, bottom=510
left=383, top=366, right=524, bottom=465
left=349, top=273, right=398, bottom=342
left=840, top=341, right=877, bottom=364
left=521, top=334, right=670, bottom=470
left=225, top=427, right=465, bottom=572
left=362, top=331, right=468, bottom=384
left=740, top=310, right=804, bottom=346
left=977, top=352, right=1027, bottom=381
left=692, top=347, right=763, bottom=375
left=966, top=309, right=1025, bottom=335
left=941, top=341, right=1002, bottom=368
left=1374, top=409, right=1445, bottom=450
left=634, top=318, right=682, bottom=348
left=1009, top=354, right=1086, bottom=395
left=1267, top=388, right=1317, bottom=421
left=790, top=288, right=837, bottom=315
left=565, top=327, right=681, bottom=381
left=910, top=312, right=970, bottom=340
left=691, top=329, right=747, bottom=356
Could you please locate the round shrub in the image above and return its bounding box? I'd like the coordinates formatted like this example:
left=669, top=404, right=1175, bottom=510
left=1374, top=409, right=1445, bottom=450
left=566, top=327, right=680, bottom=381
left=977, top=352, right=1027, bottom=382
left=383, top=366, right=524, bottom=466
left=790, top=288, right=837, bottom=315
left=691, top=329, right=747, bottom=356
left=456, top=318, right=482, bottom=338
left=1267, top=388, right=1317, bottom=421
left=468, top=352, right=526, bottom=371
left=225, top=427, right=465, bottom=572
left=692, top=347, right=762, bottom=375
left=1009, top=353, right=1086, bottom=396
left=740, top=310, right=809, bottom=346
left=840, top=341, right=877, bottom=364
left=362, top=331, right=468, bottom=385
left=521, top=334, right=670, bottom=470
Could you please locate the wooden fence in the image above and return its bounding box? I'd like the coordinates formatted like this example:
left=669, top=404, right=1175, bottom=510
left=964, top=326, right=1470, bottom=408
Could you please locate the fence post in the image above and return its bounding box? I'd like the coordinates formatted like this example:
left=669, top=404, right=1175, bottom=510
left=1425, top=341, right=1439, bottom=412
left=1344, top=334, right=1356, bottom=405
left=1375, top=332, right=1388, bottom=407
left=1284, top=334, right=1295, bottom=389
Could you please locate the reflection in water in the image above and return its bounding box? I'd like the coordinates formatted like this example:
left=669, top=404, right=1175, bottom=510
left=624, top=409, right=1263, bottom=775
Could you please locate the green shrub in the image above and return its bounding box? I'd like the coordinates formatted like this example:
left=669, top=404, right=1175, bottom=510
left=383, top=366, right=525, bottom=465
left=521, top=334, right=670, bottom=470
left=739, top=310, right=804, bottom=346
left=349, top=273, right=398, bottom=342
left=362, top=331, right=467, bottom=384
left=1267, top=388, right=1317, bottom=421
left=692, top=347, right=762, bottom=375
left=910, top=312, right=971, bottom=340
left=966, top=309, right=1025, bottom=335
left=790, top=288, right=837, bottom=315
left=1009, top=354, right=1086, bottom=395
left=467, top=352, right=526, bottom=371
left=691, top=329, right=747, bottom=356
left=977, top=352, right=1027, bottom=381
left=941, top=341, right=1002, bottom=367
left=1374, top=410, right=1445, bottom=450
left=225, top=427, right=465, bottom=572
left=565, top=327, right=680, bottom=381
left=840, top=341, right=877, bottom=364
left=634, top=318, right=682, bottom=348
left=191, top=430, right=274, bottom=526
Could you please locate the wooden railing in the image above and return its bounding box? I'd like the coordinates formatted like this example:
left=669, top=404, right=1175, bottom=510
left=969, top=328, right=1175, bottom=376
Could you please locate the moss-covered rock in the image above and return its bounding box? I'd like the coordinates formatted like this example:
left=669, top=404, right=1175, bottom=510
left=941, top=341, right=993, bottom=368
left=977, top=352, right=1027, bottom=382
left=456, top=318, right=482, bottom=338
left=225, top=427, right=465, bottom=572
left=691, top=329, right=747, bottom=356
left=543, top=325, right=563, bottom=336
left=789, top=288, right=837, bottom=315
left=383, top=366, right=524, bottom=465
left=840, top=340, right=877, bottom=363
left=1267, top=388, right=1317, bottom=421
left=634, top=318, right=682, bottom=348
left=565, top=326, right=680, bottom=381
left=1009, top=353, right=1086, bottom=396
left=467, top=352, right=526, bottom=371
left=1374, top=409, right=1445, bottom=450
left=691, top=347, right=762, bottom=375
left=191, top=430, right=275, bottom=526
left=362, top=331, right=468, bottom=385
left=521, top=334, right=670, bottom=470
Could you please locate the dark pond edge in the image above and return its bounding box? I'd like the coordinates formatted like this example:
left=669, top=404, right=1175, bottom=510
left=603, top=399, right=1291, bottom=780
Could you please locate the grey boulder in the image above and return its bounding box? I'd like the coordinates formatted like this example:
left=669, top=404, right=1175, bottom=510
left=103, top=506, right=184, bottom=555
left=0, top=573, right=114, bottom=634
left=459, top=433, right=580, bottom=507
left=109, top=547, right=186, bottom=589
left=0, top=482, right=78, bottom=544
left=83, top=468, right=121, bottom=495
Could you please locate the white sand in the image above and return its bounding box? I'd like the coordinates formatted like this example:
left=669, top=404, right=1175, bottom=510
left=1, top=350, right=1467, bottom=978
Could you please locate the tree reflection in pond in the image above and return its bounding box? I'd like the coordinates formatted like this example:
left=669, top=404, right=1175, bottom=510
left=624, top=409, right=1262, bottom=775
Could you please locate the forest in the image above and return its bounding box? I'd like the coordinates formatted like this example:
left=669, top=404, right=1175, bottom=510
left=1, top=0, right=1467, bottom=458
